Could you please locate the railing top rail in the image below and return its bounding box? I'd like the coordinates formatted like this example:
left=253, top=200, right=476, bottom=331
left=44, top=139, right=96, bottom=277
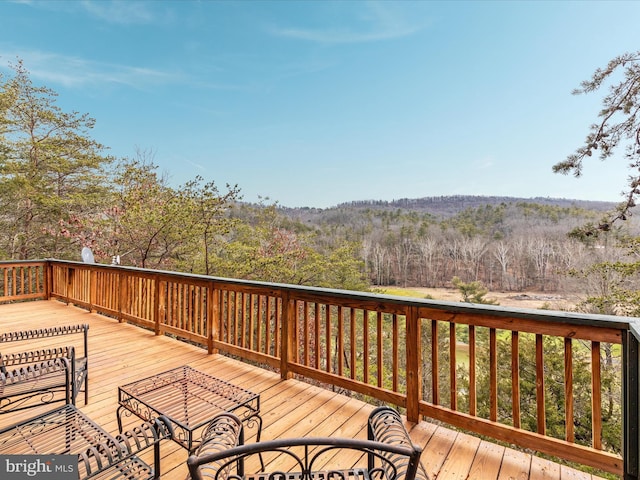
left=0, top=260, right=47, bottom=266
left=20, top=258, right=638, bottom=332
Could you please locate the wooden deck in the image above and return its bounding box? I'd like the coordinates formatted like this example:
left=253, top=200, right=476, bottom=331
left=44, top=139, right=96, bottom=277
left=0, top=300, right=608, bottom=480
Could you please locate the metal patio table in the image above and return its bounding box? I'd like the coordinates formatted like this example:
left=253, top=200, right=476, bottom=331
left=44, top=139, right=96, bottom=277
left=0, top=403, right=115, bottom=455
left=0, top=403, right=170, bottom=479
left=117, top=365, right=262, bottom=455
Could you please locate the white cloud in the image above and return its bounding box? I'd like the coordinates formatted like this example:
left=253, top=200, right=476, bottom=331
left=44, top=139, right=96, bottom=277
left=270, top=26, right=416, bottom=44
left=268, top=2, right=427, bottom=44
left=8, top=0, right=161, bottom=24
left=80, top=0, right=157, bottom=25
left=0, top=50, right=181, bottom=89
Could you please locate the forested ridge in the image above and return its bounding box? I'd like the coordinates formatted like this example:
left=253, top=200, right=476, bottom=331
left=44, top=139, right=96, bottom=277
left=338, top=195, right=614, bottom=216
left=280, top=195, right=615, bottom=220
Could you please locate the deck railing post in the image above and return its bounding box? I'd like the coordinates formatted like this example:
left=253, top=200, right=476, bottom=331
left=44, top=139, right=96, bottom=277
left=280, top=291, right=294, bottom=380
left=624, top=324, right=640, bottom=479
left=154, top=274, right=161, bottom=335
left=406, top=306, right=422, bottom=423
left=89, top=267, right=95, bottom=313
left=208, top=284, right=219, bottom=354
left=44, top=260, right=51, bottom=300
left=64, top=265, right=70, bottom=305
left=118, top=270, right=125, bottom=323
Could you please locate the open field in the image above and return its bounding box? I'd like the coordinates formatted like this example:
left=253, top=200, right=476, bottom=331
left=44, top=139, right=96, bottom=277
left=377, top=286, right=579, bottom=311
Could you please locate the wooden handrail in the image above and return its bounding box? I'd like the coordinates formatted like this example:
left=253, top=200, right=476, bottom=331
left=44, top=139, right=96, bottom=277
left=0, top=259, right=638, bottom=476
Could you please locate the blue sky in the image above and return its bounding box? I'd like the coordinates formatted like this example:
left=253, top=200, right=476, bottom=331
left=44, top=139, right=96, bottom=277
left=2, top=0, right=640, bottom=208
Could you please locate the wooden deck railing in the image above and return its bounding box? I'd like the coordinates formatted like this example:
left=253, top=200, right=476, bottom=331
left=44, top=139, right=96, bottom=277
left=0, top=260, right=48, bottom=302
left=1, top=259, right=639, bottom=478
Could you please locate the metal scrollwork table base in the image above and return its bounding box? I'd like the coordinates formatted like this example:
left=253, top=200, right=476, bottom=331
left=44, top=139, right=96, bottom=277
left=117, top=365, right=262, bottom=456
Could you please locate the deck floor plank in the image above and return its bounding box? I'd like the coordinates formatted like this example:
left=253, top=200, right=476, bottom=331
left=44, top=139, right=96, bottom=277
left=438, top=431, right=482, bottom=480
left=422, top=426, right=458, bottom=479
left=467, top=440, right=506, bottom=480
left=497, top=447, right=531, bottom=480
left=529, top=456, right=560, bottom=480
left=0, top=300, right=608, bottom=480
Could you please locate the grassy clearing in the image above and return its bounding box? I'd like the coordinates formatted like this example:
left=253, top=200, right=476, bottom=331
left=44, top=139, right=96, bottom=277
left=373, top=287, right=435, bottom=299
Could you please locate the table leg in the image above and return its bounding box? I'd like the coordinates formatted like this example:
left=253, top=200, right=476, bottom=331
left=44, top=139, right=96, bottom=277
left=116, top=405, right=126, bottom=433
left=153, top=441, right=161, bottom=479
left=246, top=413, right=264, bottom=471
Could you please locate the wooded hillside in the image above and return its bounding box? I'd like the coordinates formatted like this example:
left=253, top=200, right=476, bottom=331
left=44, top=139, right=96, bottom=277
left=271, top=196, right=639, bottom=307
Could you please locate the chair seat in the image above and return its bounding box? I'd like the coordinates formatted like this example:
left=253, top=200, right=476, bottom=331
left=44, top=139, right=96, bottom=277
left=83, top=455, right=154, bottom=480
left=246, top=469, right=371, bottom=480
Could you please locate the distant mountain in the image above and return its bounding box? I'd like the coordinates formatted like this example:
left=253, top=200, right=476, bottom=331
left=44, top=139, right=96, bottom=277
left=279, top=195, right=618, bottom=220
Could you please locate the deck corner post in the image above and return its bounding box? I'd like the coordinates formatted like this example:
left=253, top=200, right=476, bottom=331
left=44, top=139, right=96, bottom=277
left=624, top=325, right=640, bottom=479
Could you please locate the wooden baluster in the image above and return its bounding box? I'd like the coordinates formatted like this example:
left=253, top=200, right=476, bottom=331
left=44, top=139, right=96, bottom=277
left=238, top=292, right=244, bottom=347
left=536, top=333, right=546, bottom=435
left=432, top=319, right=439, bottom=405
left=303, top=301, right=309, bottom=366
left=363, top=309, right=370, bottom=384
left=256, top=295, right=263, bottom=354
left=314, top=303, right=321, bottom=370
left=392, top=313, right=399, bottom=393
left=592, top=341, right=602, bottom=450
left=450, top=322, right=457, bottom=410
left=337, top=306, right=344, bottom=377
left=275, top=297, right=281, bottom=360
left=263, top=296, right=270, bottom=355
left=248, top=293, right=255, bottom=353
left=377, top=311, right=383, bottom=388
left=564, top=337, right=574, bottom=443
left=490, top=327, right=498, bottom=422
left=512, top=331, right=520, bottom=429
left=295, top=300, right=301, bottom=363
left=325, top=305, right=332, bottom=374
left=225, top=290, right=231, bottom=344
left=350, top=308, right=356, bottom=380
left=469, top=324, right=477, bottom=416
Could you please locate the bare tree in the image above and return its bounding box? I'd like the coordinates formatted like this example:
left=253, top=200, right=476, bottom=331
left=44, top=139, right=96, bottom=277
left=394, top=236, right=414, bottom=287
left=527, top=236, right=555, bottom=291
left=493, top=241, right=511, bottom=290
left=461, top=237, right=488, bottom=281
left=417, top=236, right=438, bottom=287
